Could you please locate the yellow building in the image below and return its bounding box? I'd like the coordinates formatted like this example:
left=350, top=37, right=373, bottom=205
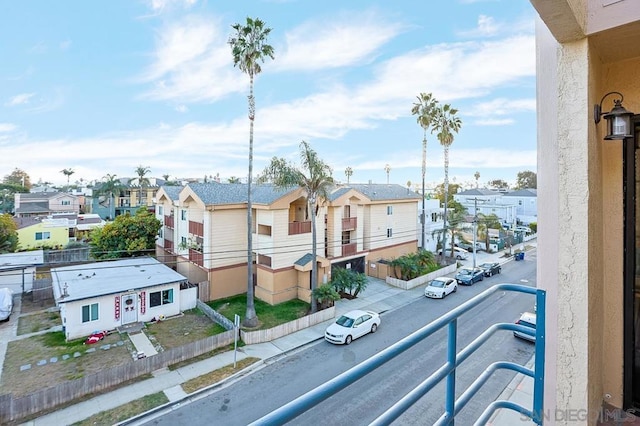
left=14, top=217, right=70, bottom=250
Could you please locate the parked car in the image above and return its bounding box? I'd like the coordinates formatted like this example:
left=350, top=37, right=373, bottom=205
left=325, top=310, right=381, bottom=345
left=479, top=262, right=501, bottom=277
left=438, top=247, right=469, bottom=260
left=424, top=277, right=457, bottom=299
left=456, top=242, right=484, bottom=252
left=0, top=288, right=13, bottom=322
left=515, top=226, right=533, bottom=234
left=455, top=267, right=484, bottom=285
left=514, top=311, right=537, bottom=342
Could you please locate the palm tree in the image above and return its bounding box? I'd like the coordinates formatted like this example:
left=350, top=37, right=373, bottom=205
left=162, top=174, right=170, bottom=182
left=260, top=141, right=333, bottom=313
left=98, top=174, right=123, bottom=220
left=433, top=103, right=462, bottom=264
left=60, top=168, right=75, bottom=185
left=228, top=176, right=241, bottom=183
left=411, top=92, right=439, bottom=250
left=474, top=171, right=480, bottom=188
left=384, top=164, right=391, bottom=184
left=135, top=165, right=151, bottom=208
left=344, top=167, right=353, bottom=184
left=477, top=213, right=502, bottom=251
left=229, top=17, right=275, bottom=327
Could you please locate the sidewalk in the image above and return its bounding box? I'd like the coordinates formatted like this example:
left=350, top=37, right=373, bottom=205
left=22, top=242, right=537, bottom=425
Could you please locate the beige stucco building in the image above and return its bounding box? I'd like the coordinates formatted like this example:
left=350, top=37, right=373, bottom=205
left=155, top=182, right=420, bottom=304
left=531, top=0, right=640, bottom=422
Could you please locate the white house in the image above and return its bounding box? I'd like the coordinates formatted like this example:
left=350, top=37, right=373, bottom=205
left=51, top=257, right=195, bottom=340
left=498, top=188, right=538, bottom=225
left=418, top=199, right=444, bottom=252
left=0, top=250, right=43, bottom=294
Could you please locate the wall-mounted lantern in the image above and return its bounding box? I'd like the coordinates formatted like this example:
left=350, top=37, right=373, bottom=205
left=594, top=91, right=634, bottom=140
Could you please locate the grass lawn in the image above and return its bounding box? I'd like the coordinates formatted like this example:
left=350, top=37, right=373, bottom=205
left=182, top=357, right=260, bottom=394
left=72, top=392, right=169, bottom=426
left=17, top=310, right=61, bottom=335
left=207, top=295, right=310, bottom=330
left=145, top=308, right=228, bottom=350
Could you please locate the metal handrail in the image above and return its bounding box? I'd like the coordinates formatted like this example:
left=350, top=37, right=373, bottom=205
left=250, top=283, right=545, bottom=426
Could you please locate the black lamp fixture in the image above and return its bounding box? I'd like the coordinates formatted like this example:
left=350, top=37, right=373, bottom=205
left=594, top=91, right=634, bottom=140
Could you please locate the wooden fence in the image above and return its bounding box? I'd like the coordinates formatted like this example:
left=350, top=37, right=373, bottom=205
left=31, top=277, right=53, bottom=302
left=241, top=306, right=335, bottom=345
left=43, top=247, right=90, bottom=264
left=197, top=299, right=234, bottom=330
left=0, top=330, right=235, bottom=424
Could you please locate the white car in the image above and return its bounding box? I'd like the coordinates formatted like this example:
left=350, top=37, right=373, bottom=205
left=0, top=288, right=13, bottom=322
left=325, top=310, right=380, bottom=345
left=424, top=277, right=457, bottom=299
left=438, top=247, right=469, bottom=260
left=514, top=312, right=536, bottom=342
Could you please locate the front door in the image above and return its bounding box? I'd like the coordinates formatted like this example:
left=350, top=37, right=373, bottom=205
left=121, top=294, right=138, bottom=325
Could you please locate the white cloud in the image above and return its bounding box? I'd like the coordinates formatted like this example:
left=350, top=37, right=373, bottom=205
left=457, top=15, right=500, bottom=38
left=147, top=0, right=197, bottom=12
left=472, top=118, right=515, bottom=126
left=275, top=11, right=407, bottom=71
left=175, top=104, right=188, bottom=113
left=0, top=123, right=17, bottom=132
left=6, top=93, right=35, bottom=106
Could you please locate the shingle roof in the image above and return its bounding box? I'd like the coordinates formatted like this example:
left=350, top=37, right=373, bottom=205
left=187, top=182, right=293, bottom=205
left=160, top=185, right=182, bottom=201
left=504, top=189, right=537, bottom=197
left=337, top=183, right=421, bottom=201
left=456, top=188, right=501, bottom=196
left=15, top=202, right=50, bottom=213
left=19, top=192, right=63, bottom=200
left=294, top=253, right=314, bottom=267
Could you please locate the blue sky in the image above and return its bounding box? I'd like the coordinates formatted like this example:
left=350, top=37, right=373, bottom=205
left=0, top=0, right=537, bottom=189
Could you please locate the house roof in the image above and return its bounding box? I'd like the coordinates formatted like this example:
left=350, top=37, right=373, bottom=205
left=0, top=250, right=44, bottom=271
left=51, top=257, right=187, bottom=303
left=15, top=201, right=51, bottom=214
left=339, top=183, right=421, bottom=201
left=13, top=217, right=42, bottom=230
left=504, top=189, right=537, bottom=197
left=19, top=192, right=64, bottom=200
left=160, top=185, right=182, bottom=201
left=456, top=188, right=501, bottom=196
left=187, top=182, right=292, bottom=205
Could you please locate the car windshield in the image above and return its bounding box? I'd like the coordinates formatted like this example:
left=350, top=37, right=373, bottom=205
left=459, top=269, right=472, bottom=275
left=480, top=263, right=491, bottom=269
left=430, top=280, right=445, bottom=288
left=336, top=315, right=355, bottom=327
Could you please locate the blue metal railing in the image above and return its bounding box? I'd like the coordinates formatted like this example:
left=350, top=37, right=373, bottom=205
left=250, top=283, right=546, bottom=426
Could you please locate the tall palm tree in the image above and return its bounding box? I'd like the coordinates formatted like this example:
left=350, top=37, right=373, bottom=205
left=474, top=171, right=480, bottom=188
left=411, top=92, right=439, bottom=250
left=344, top=167, right=353, bottom=184
left=433, top=103, right=462, bottom=264
left=60, top=168, right=75, bottom=185
left=228, top=176, right=241, bottom=183
left=260, top=141, right=333, bottom=313
left=229, top=17, right=275, bottom=327
left=162, top=174, right=170, bottom=182
left=99, top=174, right=123, bottom=220
left=135, top=165, right=151, bottom=208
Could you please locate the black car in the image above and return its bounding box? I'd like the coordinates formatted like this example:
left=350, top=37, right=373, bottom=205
left=479, top=262, right=501, bottom=277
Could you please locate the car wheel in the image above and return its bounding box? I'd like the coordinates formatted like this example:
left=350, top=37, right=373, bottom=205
left=453, top=285, right=457, bottom=293
left=345, top=335, right=352, bottom=345
left=371, top=323, right=378, bottom=333
left=480, top=275, right=484, bottom=281
left=489, top=271, right=493, bottom=277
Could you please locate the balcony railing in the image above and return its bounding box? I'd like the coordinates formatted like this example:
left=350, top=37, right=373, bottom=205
left=288, top=221, right=311, bottom=235
left=163, top=240, right=173, bottom=251
left=250, top=283, right=546, bottom=426
left=342, top=217, right=357, bottom=231
left=189, top=248, right=203, bottom=267
left=342, top=242, right=357, bottom=256
left=189, top=220, right=204, bottom=237
left=164, top=215, right=174, bottom=228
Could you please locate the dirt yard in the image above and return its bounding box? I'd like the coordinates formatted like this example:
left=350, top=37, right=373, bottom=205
left=1, top=304, right=226, bottom=397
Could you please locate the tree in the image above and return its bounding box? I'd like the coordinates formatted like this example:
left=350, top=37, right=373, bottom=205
left=228, top=176, right=241, bottom=183
left=433, top=102, right=462, bottom=264
left=476, top=213, right=502, bottom=251
left=411, top=92, right=439, bottom=250
left=60, top=168, right=75, bottom=185
left=90, top=209, right=161, bottom=259
left=162, top=174, right=170, bottom=181
left=488, top=179, right=510, bottom=190
left=96, top=174, right=124, bottom=220
left=516, top=170, right=537, bottom=189
left=3, top=168, right=31, bottom=190
left=344, top=167, right=353, bottom=184
left=229, top=16, right=275, bottom=327
left=135, top=165, right=151, bottom=207
left=0, top=213, right=18, bottom=253
left=474, top=171, right=480, bottom=188
left=259, top=141, right=333, bottom=313
left=447, top=209, right=471, bottom=258
left=434, top=182, right=462, bottom=206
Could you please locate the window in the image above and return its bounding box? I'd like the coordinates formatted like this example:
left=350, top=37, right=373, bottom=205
left=61, top=200, right=70, bottom=206
left=150, top=289, right=173, bottom=307
left=82, top=303, right=99, bottom=323
left=387, top=228, right=393, bottom=238
left=158, top=229, right=163, bottom=239
left=518, top=200, right=523, bottom=206
left=158, top=205, right=163, bottom=215
left=181, top=210, right=187, bottom=220
left=35, top=232, right=51, bottom=241
left=181, top=236, right=187, bottom=247
left=387, top=205, right=393, bottom=215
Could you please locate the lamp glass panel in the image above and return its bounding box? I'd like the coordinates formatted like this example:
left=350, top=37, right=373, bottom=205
left=612, top=115, right=630, bottom=136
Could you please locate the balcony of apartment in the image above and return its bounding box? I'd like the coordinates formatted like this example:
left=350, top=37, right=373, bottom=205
left=189, top=220, right=204, bottom=237
left=289, top=221, right=311, bottom=235
left=163, top=239, right=174, bottom=251
left=164, top=215, right=174, bottom=228
left=189, top=248, right=203, bottom=267
left=342, top=217, right=357, bottom=231
left=341, top=242, right=357, bottom=257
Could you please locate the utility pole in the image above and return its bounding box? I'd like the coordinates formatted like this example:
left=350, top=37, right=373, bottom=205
left=470, top=197, right=486, bottom=270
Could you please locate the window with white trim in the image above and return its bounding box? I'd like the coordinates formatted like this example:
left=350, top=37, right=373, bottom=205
left=82, top=303, right=99, bottom=323
left=387, top=228, right=393, bottom=238
left=150, top=289, right=173, bottom=307
left=181, top=210, right=187, bottom=220
left=35, top=232, right=51, bottom=241
left=387, top=205, right=393, bottom=215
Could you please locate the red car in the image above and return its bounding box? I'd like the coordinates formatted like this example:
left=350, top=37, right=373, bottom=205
left=85, top=330, right=107, bottom=344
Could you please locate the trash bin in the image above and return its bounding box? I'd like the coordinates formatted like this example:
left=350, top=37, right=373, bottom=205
left=515, top=252, right=525, bottom=261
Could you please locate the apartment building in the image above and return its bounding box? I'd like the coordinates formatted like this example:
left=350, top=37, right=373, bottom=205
left=155, top=182, right=420, bottom=304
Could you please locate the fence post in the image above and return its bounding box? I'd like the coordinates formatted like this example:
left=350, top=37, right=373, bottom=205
left=445, top=320, right=458, bottom=424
